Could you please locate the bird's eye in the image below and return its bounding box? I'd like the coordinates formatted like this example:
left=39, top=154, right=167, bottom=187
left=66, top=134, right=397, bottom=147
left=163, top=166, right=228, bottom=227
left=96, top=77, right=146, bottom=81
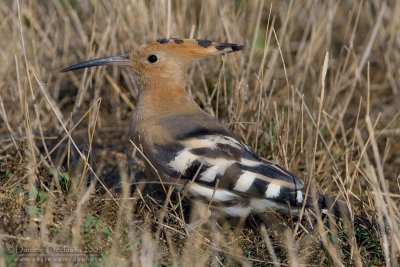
left=147, top=55, right=158, bottom=63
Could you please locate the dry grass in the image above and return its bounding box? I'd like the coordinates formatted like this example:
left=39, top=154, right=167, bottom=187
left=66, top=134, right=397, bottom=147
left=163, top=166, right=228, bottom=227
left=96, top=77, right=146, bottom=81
left=0, top=0, right=399, bottom=266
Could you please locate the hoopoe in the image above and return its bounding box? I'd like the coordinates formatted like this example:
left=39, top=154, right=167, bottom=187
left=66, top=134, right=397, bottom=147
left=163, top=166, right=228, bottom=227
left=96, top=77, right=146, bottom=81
left=62, top=38, right=349, bottom=226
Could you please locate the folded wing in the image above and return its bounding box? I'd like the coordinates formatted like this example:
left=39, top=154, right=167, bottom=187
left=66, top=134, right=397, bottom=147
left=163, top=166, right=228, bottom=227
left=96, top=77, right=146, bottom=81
left=150, top=113, right=309, bottom=215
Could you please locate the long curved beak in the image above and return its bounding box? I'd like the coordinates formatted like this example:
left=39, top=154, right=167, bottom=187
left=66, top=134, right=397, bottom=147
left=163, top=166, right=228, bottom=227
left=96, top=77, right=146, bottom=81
left=61, top=55, right=130, bottom=72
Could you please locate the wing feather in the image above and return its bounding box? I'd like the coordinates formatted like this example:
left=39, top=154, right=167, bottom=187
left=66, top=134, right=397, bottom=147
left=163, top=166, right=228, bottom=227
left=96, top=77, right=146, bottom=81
left=157, top=140, right=304, bottom=204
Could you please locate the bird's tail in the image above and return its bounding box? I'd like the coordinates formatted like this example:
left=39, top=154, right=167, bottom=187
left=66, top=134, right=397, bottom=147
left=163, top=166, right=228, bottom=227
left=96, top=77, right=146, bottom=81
left=313, top=194, right=374, bottom=229
left=318, top=195, right=351, bottom=219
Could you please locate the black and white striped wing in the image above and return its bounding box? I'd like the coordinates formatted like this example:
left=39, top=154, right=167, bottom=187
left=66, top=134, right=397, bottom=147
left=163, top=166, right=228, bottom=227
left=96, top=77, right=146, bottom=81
left=151, top=114, right=308, bottom=216
left=153, top=142, right=306, bottom=215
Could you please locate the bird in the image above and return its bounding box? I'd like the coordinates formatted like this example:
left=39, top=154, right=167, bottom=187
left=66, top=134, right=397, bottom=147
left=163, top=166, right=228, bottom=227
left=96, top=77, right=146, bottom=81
left=61, top=38, right=350, bottom=227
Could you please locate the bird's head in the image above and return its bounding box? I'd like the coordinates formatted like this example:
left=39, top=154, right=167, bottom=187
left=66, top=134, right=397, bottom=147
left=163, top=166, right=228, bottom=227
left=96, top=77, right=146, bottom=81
left=61, top=38, right=243, bottom=87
